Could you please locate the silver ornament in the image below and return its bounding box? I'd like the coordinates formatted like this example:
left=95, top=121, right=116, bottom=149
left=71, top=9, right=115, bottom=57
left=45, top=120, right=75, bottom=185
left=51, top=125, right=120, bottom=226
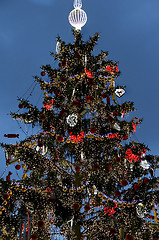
left=115, top=89, right=125, bottom=98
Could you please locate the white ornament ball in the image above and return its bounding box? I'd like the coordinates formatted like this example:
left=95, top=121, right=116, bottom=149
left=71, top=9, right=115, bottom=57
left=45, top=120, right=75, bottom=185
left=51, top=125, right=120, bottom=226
left=69, top=8, right=87, bottom=30
left=66, top=113, right=78, bottom=127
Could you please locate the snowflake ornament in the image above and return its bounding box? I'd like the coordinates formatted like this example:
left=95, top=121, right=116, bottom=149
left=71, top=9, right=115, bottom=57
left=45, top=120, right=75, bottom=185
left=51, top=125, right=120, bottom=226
left=66, top=113, right=78, bottom=127
left=136, top=203, right=146, bottom=218
left=140, top=160, right=150, bottom=170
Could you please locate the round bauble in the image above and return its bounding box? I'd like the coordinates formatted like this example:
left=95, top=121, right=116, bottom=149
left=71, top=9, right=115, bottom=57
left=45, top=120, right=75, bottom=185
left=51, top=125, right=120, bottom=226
left=15, top=164, right=21, bottom=170
left=41, top=71, right=45, bottom=76
left=38, top=142, right=44, bottom=148
left=90, top=127, right=96, bottom=134
left=61, top=77, right=66, bottom=82
left=86, top=96, right=93, bottom=102
left=84, top=204, right=90, bottom=211
left=134, top=183, right=141, bottom=191
left=115, top=157, right=121, bottom=163
left=3, top=193, right=10, bottom=200
left=31, top=234, right=38, bottom=240
left=75, top=165, right=80, bottom=172
left=49, top=195, right=56, bottom=203
left=56, top=136, right=63, bottom=142
left=93, top=163, right=99, bottom=170
left=75, top=53, right=80, bottom=58
left=105, top=163, right=111, bottom=173
left=73, top=203, right=80, bottom=210
left=126, top=234, right=133, bottom=240
left=121, top=179, right=128, bottom=187
left=144, top=177, right=149, bottom=184
left=18, top=103, right=23, bottom=109
left=40, top=114, right=45, bottom=120
left=38, top=220, right=44, bottom=228
left=109, top=228, right=116, bottom=235
left=114, top=190, right=121, bottom=197
left=123, top=135, right=128, bottom=140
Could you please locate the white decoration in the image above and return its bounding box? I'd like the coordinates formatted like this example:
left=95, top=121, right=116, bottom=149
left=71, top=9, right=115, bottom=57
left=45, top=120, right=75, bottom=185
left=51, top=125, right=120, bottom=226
left=56, top=41, right=60, bottom=54
left=85, top=55, right=87, bottom=66
left=68, top=0, right=87, bottom=30
left=136, top=203, right=146, bottom=218
left=115, top=89, right=125, bottom=98
left=36, top=145, right=48, bottom=155
left=113, top=123, right=121, bottom=131
left=66, top=113, right=78, bottom=127
left=93, top=185, right=98, bottom=195
left=140, top=160, right=150, bottom=170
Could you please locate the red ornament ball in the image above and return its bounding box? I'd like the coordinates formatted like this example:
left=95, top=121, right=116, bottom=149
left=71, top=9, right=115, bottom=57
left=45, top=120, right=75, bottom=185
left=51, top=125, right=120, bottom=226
left=18, top=103, right=23, bottom=109
left=54, top=89, right=60, bottom=96
left=134, top=183, right=141, bottom=191
left=75, top=53, right=80, bottom=58
left=93, top=163, right=99, bottom=170
left=15, top=164, right=21, bottom=170
left=102, top=93, right=107, bottom=98
left=3, top=193, right=10, bottom=200
left=113, top=112, right=118, bottom=117
left=90, top=127, right=96, bottom=134
left=86, top=96, right=93, bottom=102
left=115, top=157, right=121, bottom=163
left=62, top=60, right=66, bottom=66
left=38, top=142, right=44, bottom=148
left=114, top=190, right=121, bottom=197
left=121, top=179, right=128, bottom=187
left=107, top=116, right=113, bottom=122
left=72, top=100, right=80, bottom=107
left=126, top=234, right=133, bottom=240
left=144, top=177, right=149, bottom=184
left=75, top=165, right=80, bottom=172
left=61, top=77, right=66, bottom=82
left=105, top=163, right=111, bottom=173
left=40, top=114, right=45, bottom=120
left=31, top=234, right=38, bottom=240
left=56, top=136, right=63, bottom=142
left=49, top=195, right=56, bottom=203
left=41, top=71, right=45, bottom=76
left=38, top=220, right=44, bottom=228
left=109, top=228, right=116, bottom=235
left=84, top=204, right=90, bottom=211
left=73, top=203, right=80, bottom=210
left=123, top=135, right=128, bottom=140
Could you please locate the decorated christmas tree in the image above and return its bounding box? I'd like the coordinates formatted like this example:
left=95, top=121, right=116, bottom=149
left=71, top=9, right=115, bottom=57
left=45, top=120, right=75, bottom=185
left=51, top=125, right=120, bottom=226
left=0, top=1, right=158, bottom=239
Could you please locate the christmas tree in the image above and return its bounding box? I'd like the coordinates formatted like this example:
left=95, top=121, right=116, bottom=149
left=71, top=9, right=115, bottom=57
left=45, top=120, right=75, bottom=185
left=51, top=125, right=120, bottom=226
left=0, top=1, right=159, bottom=240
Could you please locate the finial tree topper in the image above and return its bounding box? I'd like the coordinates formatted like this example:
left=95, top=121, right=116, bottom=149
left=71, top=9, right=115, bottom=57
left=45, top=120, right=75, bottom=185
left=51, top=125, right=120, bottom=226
left=69, top=0, right=87, bottom=31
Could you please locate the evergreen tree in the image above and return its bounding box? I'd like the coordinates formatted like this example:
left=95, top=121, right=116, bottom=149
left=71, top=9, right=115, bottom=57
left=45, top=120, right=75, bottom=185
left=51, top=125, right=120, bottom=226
left=0, top=30, right=158, bottom=240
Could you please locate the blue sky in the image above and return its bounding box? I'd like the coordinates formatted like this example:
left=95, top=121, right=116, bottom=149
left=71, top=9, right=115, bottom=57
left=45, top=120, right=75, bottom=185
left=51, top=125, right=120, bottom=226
left=0, top=0, right=159, bottom=179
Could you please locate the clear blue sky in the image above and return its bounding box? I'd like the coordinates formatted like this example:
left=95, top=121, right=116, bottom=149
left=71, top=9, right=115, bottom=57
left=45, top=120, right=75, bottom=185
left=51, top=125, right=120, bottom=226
left=0, top=0, right=159, bottom=179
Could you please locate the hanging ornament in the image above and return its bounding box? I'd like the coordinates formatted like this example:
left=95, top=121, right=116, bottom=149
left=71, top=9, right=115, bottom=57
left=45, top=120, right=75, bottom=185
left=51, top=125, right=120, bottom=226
left=66, top=113, right=78, bottom=127
left=4, top=134, right=19, bottom=138
left=136, top=203, right=146, bottom=218
left=115, top=89, right=125, bottom=98
left=140, top=160, right=150, bottom=169
left=85, top=55, right=87, bottom=66
left=56, top=41, right=61, bottom=54
left=68, top=0, right=87, bottom=31
left=113, top=123, right=121, bottom=131
left=93, top=185, right=98, bottom=195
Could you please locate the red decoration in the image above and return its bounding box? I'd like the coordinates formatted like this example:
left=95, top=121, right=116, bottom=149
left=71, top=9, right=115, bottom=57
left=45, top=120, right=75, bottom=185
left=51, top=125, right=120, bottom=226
left=54, top=89, right=60, bottom=96
left=90, top=127, right=96, bottom=134
left=18, top=103, right=23, bottom=109
left=107, top=96, right=110, bottom=105
left=109, top=228, right=116, bottom=235
left=73, top=203, right=80, bottom=210
left=113, top=112, right=118, bottom=117
left=38, top=220, right=44, bottom=228
left=84, top=204, right=90, bottom=211
left=61, top=77, right=66, bottom=82
left=107, top=116, right=113, bottom=121
left=3, top=193, right=9, bottom=200
left=84, top=68, right=93, bottom=78
left=93, top=163, right=99, bottom=170
left=41, top=71, right=45, bottom=76
left=70, top=132, right=85, bottom=143
left=144, top=178, right=149, bottom=184
left=88, top=79, right=94, bottom=86
left=105, top=163, right=111, bottom=173
left=15, top=164, right=21, bottom=170
left=108, top=133, right=121, bottom=140
left=114, top=190, right=121, bottom=197
left=38, top=142, right=44, bottom=148
left=104, top=202, right=117, bottom=216
left=75, top=53, right=80, bottom=58
left=125, top=147, right=141, bottom=163
left=49, top=195, right=56, bottom=203
left=132, top=122, right=136, bottom=132
left=56, top=136, right=63, bottom=142
left=106, top=65, right=119, bottom=74
left=75, top=165, right=80, bottom=172
left=123, top=135, right=128, bottom=140
left=115, top=157, right=121, bottom=163
left=40, top=114, right=46, bottom=120
left=4, top=134, right=19, bottom=138
left=59, top=109, right=65, bottom=117
left=43, top=99, right=53, bottom=110
left=86, top=96, right=93, bottom=102
left=31, top=234, right=38, bottom=240
left=134, top=183, right=141, bottom=191
left=121, top=179, right=128, bottom=187
left=102, top=93, right=107, bottom=98
left=58, top=63, right=62, bottom=68
left=126, top=234, right=133, bottom=240
left=73, top=100, right=80, bottom=107
left=62, top=60, right=66, bottom=66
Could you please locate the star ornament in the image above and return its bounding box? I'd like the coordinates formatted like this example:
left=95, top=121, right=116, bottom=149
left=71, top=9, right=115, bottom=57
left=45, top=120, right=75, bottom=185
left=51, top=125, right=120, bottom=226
left=140, top=160, right=150, bottom=169
left=115, top=89, right=125, bottom=98
left=66, top=113, right=78, bottom=127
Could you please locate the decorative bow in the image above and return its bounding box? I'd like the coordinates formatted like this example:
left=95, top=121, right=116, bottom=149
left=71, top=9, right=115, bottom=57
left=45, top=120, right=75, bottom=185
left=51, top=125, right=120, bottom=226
left=43, top=99, right=54, bottom=110
left=70, top=132, right=85, bottom=143
left=84, top=68, right=93, bottom=78
left=104, top=202, right=117, bottom=216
